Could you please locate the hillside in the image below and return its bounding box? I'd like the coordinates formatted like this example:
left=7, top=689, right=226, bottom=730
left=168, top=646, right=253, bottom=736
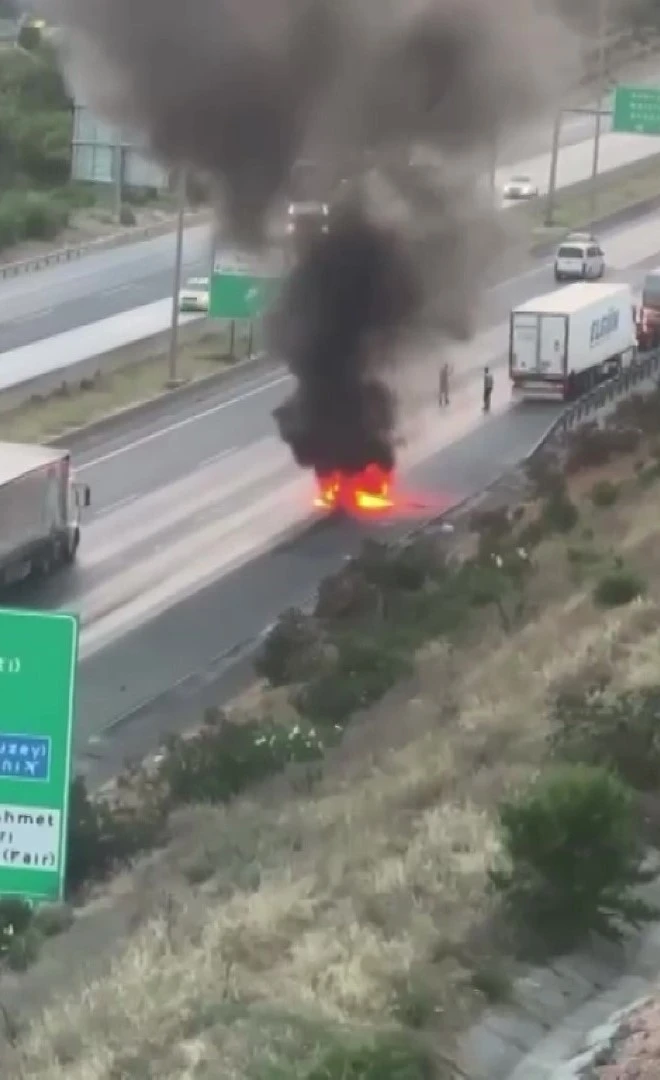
left=4, top=388, right=660, bottom=1077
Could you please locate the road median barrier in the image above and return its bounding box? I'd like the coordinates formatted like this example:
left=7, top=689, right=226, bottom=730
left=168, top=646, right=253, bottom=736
left=0, top=320, right=270, bottom=446
left=518, top=151, right=660, bottom=255
left=0, top=208, right=213, bottom=280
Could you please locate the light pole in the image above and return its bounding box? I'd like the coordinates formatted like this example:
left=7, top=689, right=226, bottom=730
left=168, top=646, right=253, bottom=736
left=113, top=130, right=122, bottom=223
left=167, top=169, right=187, bottom=387
left=589, top=0, right=608, bottom=221
left=544, top=110, right=563, bottom=227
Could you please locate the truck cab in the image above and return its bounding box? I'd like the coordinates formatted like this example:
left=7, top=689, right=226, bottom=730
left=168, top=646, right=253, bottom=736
left=636, top=267, right=660, bottom=351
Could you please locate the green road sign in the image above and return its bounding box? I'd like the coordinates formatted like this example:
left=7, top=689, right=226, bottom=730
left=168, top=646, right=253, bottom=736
left=209, top=248, right=280, bottom=320
left=0, top=609, right=78, bottom=902
left=209, top=273, right=277, bottom=319
left=613, top=85, right=660, bottom=134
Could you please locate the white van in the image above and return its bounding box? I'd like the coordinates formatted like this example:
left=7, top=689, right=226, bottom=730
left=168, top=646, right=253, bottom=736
left=554, top=237, right=605, bottom=282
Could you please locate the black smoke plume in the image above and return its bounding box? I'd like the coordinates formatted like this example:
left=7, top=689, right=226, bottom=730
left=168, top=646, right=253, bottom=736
left=46, top=0, right=575, bottom=481
left=271, top=201, right=421, bottom=476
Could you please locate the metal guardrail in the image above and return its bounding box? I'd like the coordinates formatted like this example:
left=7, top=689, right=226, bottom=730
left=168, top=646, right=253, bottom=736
left=536, top=347, right=660, bottom=452
left=404, top=348, right=660, bottom=546
left=0, top=208, right=212, bottom=281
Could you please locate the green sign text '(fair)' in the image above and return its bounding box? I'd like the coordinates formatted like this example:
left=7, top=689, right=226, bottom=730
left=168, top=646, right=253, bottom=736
left=0, top=609, right=78, bottom=902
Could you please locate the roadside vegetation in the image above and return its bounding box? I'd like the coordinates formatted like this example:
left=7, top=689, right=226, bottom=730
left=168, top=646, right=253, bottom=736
left=0, top=37, right=95, bottom=251
left=0, top=30, right=184, bottom=260
left=5, top=384, right=660, bottom=1077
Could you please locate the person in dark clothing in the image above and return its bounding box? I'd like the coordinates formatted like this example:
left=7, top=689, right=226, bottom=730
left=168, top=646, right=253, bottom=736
left=483, top=366, right=493, bottom=412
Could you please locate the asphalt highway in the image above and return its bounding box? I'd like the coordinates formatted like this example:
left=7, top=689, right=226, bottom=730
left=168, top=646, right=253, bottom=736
left=5, top=207, right=660, bottom=781
left=0, top=94, right=658, bottom=353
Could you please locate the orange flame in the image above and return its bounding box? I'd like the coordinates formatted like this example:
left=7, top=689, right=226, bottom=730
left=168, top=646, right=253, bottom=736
left=314, top=464, right=394, bottom=514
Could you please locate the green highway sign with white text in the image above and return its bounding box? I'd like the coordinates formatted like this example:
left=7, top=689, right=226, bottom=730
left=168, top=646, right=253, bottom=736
left=0, top=609, right=78, bottom=902
left=613, top=85, right=660, bottom=134
left=209, top=247, right=281, bottom=320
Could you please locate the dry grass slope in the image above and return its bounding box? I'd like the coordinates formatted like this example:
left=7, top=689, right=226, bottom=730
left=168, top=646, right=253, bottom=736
left=9, top=432, right=660, bottom=1078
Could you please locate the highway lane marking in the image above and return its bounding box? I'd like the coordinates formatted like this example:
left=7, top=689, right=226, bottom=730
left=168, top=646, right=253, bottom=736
left=82, top=439, right=290, bottom=565
left=102, top=284, right=135, bottom=296
left=93, top=494, right=139, bottom=518
left=77, top=373, right=291, bottom=472
left=0, top=305, right=55, bottom=327
left=78, top=388, right=511, bottom=658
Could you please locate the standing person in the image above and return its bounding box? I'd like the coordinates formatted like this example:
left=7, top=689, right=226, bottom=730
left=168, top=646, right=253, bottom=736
left=439, top=362, right=450, bottom=406
left=483, top=366, right=493, bottom=413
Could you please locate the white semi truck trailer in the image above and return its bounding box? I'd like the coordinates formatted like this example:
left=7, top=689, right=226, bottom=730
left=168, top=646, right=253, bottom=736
left=0, top=442, right=90, bottom=588
left=509, top=282, right=636, bottom=402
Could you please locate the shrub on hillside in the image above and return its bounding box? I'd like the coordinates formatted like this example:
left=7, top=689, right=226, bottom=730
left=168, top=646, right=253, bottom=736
left=296, top=635, right=411, bottom=727
left=540, top=490, right=579, bottom=534
left=65, top=775, right=167, bottom=896
left=565, top=422, right=641, bottom=473
left=590, top=479, right=619, bottom=507
left=470, top=506, right=513, bottom=560
left=353, top=538, right=438, bottom=593
left=304, top=1033, right=435, bottom=1080
left=613, top=390, right=660, bottom=436
left=524, top=451, right=564, bottom=499
left=489, top=764, right=657, bottom=951
left=593, top=568, right=646, bottom=608
left=0, top=897, right=32, bottom=956
left=637, top=461, right=660, bottom=488
left=255, top=608, right=324, bottom=686
left=157, top=708, right=324, bottom=805
left=315, top=562, right=380, bottom=621
left=0, top=190, right=69, bottom=250
left=550, top=686, right=660, bottom=792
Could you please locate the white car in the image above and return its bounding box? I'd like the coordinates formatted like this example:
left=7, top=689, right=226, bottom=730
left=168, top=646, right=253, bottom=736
left=554, top=239, right=605, bottom=282
left=502, top=175, right=538, bottom=200
left=178, top=276, right=209, bottom=313
left=286, top=201, right=329, bottom=236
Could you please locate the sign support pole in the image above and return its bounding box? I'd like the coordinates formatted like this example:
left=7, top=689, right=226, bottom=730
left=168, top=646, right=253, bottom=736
left=589, top=0, right=608, bottom=222
left=167, top=168, right=187, bottom=388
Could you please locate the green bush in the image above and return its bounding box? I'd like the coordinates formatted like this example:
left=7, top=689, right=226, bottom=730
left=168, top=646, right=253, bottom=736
left=550, top=686, right=660, bottom=792
left=157, top=709, right=324, bottom=805
left=489, top=764, right=657, bottom=951
left=353, top=538, right=435, bottom=593
left=65, top=775, right=167, bottom=896
left=255, top=608, right=323, bottom=686
left=315, top=562, right=380, bottom=621
left=524, top=452, right=564, bottom=499
left=613, top=390, right=660, bottom=437
left=593, top=568, right=646, bottom=608
left=516, top=516, right=546, bottom=550
left=541, top=491, right=579, bottom=534
left=470, top=507, right=513, bottom=558
left=566, top=423, right=641, bottom=473
left=305, top=1033, right=435, bottom=1080
left=22, top=191, right=68, bottom=240
left=637, top=462, right=660, bottom=488
left=0, top=897, right=33, bottom=956
left=297, top=636, right=410, bottom=727
left=590, top=479, right=619, bottom=507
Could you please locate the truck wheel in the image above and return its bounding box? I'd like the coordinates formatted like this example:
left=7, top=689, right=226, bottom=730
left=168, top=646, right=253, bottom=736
left=63, top=528, right=80, bottom=564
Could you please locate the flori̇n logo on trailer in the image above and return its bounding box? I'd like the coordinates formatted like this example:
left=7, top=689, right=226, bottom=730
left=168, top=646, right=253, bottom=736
left=590, top=307, right=620, bottom=346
